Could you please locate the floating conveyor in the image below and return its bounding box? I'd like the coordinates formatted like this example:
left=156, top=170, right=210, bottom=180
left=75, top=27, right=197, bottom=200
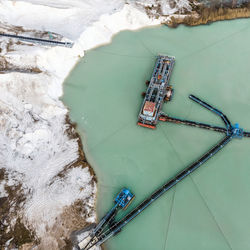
left=82, top=95, right=250, bottom=250
left=159, top=94, right=229, bottom=134
left=85, top=136, right=232, bottom=250
left=159, top=115, right=227, bottom=133
left=78, top=188, right=134, bottom=250
left=190, top=95, right=232, bottom=130
left=160, top=95, right=249, bottom=139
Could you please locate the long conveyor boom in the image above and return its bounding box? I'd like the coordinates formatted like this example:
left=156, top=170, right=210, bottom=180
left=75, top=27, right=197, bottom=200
left=85, top=135, right=233, bottom=250
left=90, top=204, right=118, bottom=237
left=159, top=94, right=245, bottom=135
left=243, top=131, right=250, bottom=137
left=81, top=204, right=119, bottom=250
left=160, top=115, right=227, bottom=134
left=189, top=95, right=232, bottom=129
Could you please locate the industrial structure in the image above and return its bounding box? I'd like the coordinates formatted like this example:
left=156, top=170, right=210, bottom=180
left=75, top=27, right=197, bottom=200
left=77, top=55, right=250, bottom=250
left=0, top=33, right=73, bottom=48
left=78, top=188, right=134, bottom=250
left=138, top=54, right=175, bottom=129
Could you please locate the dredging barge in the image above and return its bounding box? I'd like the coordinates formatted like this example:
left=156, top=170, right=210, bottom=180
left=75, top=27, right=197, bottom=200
left=77, top=55, right=250, bottom=250
left=138, top=54, right=175, bottom=129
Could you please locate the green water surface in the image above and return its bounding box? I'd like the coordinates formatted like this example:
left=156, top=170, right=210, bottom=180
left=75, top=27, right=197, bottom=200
left=63, top=19, right=250, bottom=250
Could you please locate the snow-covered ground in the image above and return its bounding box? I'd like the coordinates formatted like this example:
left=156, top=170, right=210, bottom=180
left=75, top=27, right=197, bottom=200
left=0, top=0, right=191, bottom=249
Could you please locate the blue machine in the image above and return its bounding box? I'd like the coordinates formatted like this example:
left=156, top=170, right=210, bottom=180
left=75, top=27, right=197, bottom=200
left=115, top=188, right=135, bottom=209
left=86, top=188, right=134, bottom=247
left=231, top=123, right=244, bottom=138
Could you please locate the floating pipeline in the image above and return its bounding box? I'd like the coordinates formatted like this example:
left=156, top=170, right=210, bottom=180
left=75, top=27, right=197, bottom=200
left=79, top=188, right=135, bottom=250
left=189, top=95, right=232, bottom=130
left=159, top=115, right=227, bottom=134
left=84, top=135, right=233, bottom=250
left=159, top=94, right=248, bottom=138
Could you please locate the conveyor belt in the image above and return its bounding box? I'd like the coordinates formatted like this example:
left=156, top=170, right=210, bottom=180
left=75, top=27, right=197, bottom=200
left=91, top=204, right=118, bottom=237
left=243, top=131, right=250, bottom=137
left=189, top=95, right=232, bottom=129
left=85, top=135, right=233, bottom=250
left=159, top=94, right=240, bottom=136
left=159, top=114, right=227, bottom=134
left=0, top=33, right=73, bottom=48
left=160, top=94, right=250, bottom=138
left=83, top=204, right=119, bottom=250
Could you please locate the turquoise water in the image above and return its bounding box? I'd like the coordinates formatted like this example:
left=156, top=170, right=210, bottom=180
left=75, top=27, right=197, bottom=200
left=63, top=19, right=250, bottom=250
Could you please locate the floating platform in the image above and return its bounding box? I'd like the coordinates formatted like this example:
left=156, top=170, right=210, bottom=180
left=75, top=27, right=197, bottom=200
left=138, top=54, right=175, bottom=129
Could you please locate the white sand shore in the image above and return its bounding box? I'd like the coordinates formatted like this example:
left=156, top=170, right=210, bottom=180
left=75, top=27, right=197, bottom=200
left=0, top=0, right=190, bottom=248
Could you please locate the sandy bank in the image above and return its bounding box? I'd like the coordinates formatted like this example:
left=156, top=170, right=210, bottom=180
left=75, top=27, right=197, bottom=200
left=0, top=0, right=250, bottom=248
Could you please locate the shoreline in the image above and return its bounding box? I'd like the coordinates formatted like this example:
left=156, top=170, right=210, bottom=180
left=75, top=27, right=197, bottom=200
left=168, top=5, right=250, bottom=27
left=0, top=0, right=250, bottom=248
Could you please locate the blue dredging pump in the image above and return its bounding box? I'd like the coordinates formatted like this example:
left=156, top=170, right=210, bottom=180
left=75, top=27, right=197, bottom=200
left=79, top=188, right=134, bottom=250
left=91, top=188, right=134, bottom=237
